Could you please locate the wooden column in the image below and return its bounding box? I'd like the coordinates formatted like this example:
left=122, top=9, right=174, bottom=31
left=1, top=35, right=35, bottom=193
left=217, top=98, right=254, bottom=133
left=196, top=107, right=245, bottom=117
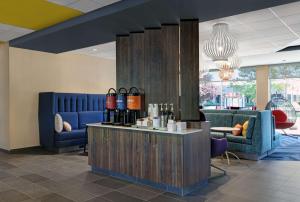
left=161, top=25, right=180, bottom=118
left=256, top=65, right=269, bottom=110
left=116, top=21, right=199, bottom=120
left=144, top=28, right=163, bottom=107
left=180, top=20, right=199, bottom=120
left=116, top=36, right=129, bottom=89
left=144, top=26, right=180, bottom=118
left=129, top=32, right=145, bottom=91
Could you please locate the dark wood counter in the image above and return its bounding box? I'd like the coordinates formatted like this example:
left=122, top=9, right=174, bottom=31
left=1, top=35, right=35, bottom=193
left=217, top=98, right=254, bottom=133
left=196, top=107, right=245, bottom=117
left=88, top=123, right=210, bottom=196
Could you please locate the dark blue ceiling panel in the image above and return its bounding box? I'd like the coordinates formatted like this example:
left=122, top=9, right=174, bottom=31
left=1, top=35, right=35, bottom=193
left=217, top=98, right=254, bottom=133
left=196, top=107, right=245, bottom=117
left=9, top=0, right=300, bottom=53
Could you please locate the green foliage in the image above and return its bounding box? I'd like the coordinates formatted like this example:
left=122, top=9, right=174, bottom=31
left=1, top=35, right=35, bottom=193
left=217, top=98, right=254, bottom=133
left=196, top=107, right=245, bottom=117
left=230, top=82, right=256, bottom=101
left=271, top=82, right=285, bottom=94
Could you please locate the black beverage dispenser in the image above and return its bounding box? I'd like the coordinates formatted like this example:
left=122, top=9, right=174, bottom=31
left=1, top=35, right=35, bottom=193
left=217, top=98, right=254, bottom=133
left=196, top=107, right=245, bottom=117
left=127, top=87, right=142, bottom=125
left=115, top=88, right=128, bottom=125
left=104, top=88, right=117, bottom=124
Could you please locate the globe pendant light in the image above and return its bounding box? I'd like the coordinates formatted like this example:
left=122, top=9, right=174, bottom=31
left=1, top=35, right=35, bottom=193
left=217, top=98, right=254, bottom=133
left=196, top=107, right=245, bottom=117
left=219, top=63, right=234, bottom=81
left=228, top=54, right=241, bottom=69
left=203, top=23, right=238, bottom=64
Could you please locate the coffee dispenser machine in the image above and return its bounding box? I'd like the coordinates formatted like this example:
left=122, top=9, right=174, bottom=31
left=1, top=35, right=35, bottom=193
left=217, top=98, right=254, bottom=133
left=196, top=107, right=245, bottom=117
left=105, top=88, right=117, bottom=123
left=127, top=87, right=142, bottom=125
left=115, top=88, right=127, bottom=125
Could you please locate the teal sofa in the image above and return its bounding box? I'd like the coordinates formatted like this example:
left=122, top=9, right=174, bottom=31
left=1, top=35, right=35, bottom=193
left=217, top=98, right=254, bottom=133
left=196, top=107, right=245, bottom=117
left=202, top=109, right=280, bottom=160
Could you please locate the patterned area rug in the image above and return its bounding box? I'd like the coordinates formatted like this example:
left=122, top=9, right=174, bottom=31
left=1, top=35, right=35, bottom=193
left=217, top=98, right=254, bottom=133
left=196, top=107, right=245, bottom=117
left=263, top=135, right=300, bottom=161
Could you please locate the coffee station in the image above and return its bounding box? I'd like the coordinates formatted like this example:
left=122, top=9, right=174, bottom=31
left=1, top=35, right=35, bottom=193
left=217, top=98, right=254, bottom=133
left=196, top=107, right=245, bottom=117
left=87, top=20, right=211, bottom=196
left=102, top=87, right=189, bottom=133
left=87, top=86, right=211, bottom=196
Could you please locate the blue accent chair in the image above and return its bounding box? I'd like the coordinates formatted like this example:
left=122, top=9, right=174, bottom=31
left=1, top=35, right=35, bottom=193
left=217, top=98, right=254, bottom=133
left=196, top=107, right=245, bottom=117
left=202, top=109, right=278, bottom=160
left=38, top=92, right=106, bottom=151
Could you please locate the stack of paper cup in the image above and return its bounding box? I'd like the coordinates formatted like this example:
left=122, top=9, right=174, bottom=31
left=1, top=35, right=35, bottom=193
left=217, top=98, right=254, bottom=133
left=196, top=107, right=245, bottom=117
left=176, top=122, right=187, bottom=132
left=167, top=121, right=177, bottom=132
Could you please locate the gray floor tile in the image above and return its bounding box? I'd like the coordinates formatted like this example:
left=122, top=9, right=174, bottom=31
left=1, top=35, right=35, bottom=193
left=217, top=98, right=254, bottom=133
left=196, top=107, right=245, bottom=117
left=56, top=187, right=96, bottom=202
left=74, top=171, right=107, bottom=183
left=0, top=150, right=300, bottom=202
left=94, top=177, right=131, bottom=189
left=102, top=191, right=145, bottom=202
left=149, top=195, right=182, bottom=202
left=0, top=189, right=30, bottom=202
left=85, top=196, right=111, bottom=202
left=0, top=161, right=17, bottom=170
left=132, top=184, right=164, bottom=194
left=0, top=176, right=33, bottom=189
left=0, top=171, right=13, bottom=180
left=37, top=179, right=72, bottom=193
left=21, top=174, right=49, bottom=183
left=73, top=182, right=114, bottom=196
left=37, top=193, right=74, bottom=202
left=0, top=182, right=11, bottom=192
left=161, top=192, right=205, bottom=202
left=17, top=182, right=52, bottom=199
left=118, top=184, right=161, bottom=200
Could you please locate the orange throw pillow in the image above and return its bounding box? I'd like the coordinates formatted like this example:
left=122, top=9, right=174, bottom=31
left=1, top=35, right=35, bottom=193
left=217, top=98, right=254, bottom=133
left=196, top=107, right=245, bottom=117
left=232, top=124, right=243, bottom=136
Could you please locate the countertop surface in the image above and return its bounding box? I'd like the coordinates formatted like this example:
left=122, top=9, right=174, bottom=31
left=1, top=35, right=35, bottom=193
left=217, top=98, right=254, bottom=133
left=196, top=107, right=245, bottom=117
left=87, top=123, right=202, bottom=135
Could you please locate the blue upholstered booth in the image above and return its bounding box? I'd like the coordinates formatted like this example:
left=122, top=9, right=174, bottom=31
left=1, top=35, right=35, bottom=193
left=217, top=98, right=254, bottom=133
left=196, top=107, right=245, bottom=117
left=38, top=92, right=106, bottom=151
left=202, top=109, right=278, bottom=160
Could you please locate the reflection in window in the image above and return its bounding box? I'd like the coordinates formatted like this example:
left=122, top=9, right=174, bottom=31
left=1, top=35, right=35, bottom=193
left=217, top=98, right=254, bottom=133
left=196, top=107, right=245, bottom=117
left=269, top=63, right=300, bottom=109
left=200, top=67, right=256, bottom=109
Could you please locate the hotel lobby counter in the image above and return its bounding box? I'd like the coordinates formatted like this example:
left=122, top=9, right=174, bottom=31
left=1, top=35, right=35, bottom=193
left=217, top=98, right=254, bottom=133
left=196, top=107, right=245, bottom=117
left=86, top=123, right=202, bottom=135
left=87, top=123, right=211, bottom=196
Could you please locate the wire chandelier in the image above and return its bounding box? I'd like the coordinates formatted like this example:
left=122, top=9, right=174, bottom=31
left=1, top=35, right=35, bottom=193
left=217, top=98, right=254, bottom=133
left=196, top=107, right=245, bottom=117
left=218, top=63, right=234, bottom=81
left=203, top=23, right=238, bottom=64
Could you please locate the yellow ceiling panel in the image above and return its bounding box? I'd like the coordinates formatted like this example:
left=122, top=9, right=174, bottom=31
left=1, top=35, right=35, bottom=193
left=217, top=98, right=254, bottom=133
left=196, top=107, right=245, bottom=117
left=0, top=0, right=82, bottom=30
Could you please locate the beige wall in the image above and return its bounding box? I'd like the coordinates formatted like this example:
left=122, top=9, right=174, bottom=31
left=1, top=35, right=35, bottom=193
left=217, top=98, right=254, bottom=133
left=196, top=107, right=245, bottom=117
left=8, top=47, right=116, bottom=150
left=256, top=65, right=269, bottom=110
left=0, top=43, right=10, bottom=150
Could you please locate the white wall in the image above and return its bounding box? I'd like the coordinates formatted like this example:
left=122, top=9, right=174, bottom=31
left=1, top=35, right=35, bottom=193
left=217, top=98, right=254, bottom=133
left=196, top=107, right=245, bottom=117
left=0, top=43, right=10, bottom=150
left=7, top=47, right=116, bottom=150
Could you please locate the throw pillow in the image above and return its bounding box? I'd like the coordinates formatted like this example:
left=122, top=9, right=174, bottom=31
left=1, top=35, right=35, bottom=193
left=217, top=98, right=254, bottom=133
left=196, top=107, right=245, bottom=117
left=232, top=124, right=243, bottom=136
left=242, top=121, right=249, bottom=137
left=54, top=114, right=63, bottom=133
left=63, top=121, right=72, bottom=132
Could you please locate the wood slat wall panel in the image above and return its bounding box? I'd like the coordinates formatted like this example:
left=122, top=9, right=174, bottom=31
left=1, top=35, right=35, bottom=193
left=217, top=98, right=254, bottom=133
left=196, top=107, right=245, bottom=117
left=180, top=20, right=199, bottom=120
left=183, top=131, right=210, bottom=186
left=116, top=22, right=198, bottom=120
left=116, top=36, right=130, bottom=89
left=144, top=28, right=163, bottom=107
left=89, top=126, right=211, bottom=191
left=161, top=25, right=180, bottom=119
left=129, top=32, right=145, bottom=92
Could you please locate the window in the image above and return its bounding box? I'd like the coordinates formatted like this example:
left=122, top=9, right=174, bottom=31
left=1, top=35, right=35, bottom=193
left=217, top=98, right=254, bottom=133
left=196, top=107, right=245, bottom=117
left=269, top=63, right=300, bottom=105
left=200, top=67, right=256, bottom=109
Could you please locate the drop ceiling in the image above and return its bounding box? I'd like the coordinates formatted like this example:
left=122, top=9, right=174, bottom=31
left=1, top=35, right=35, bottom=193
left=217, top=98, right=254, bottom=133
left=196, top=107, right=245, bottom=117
left=47, top=0, right=122, bottom=13
left=69, top=1, right=300, bottom=67
left=10, top=0, right=299, bottom=53
left=0, top=0, right=120, bottom=42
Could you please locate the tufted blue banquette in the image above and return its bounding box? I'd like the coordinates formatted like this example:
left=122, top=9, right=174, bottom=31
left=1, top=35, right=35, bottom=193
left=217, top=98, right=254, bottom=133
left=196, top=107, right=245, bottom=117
left=38, top=92, right=106, bottom=151
left=202, top=109, right=279, bottom=160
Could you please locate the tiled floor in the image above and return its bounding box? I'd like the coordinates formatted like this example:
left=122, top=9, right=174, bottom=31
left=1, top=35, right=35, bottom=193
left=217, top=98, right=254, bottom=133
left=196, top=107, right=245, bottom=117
left=0, top=150, right=300, bottom=202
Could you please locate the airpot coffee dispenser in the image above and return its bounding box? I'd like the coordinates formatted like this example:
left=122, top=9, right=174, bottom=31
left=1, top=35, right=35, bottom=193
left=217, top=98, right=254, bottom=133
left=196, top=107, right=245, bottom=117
left=115, top=87, right=127, bottom=125
left=127, top=87, right=141, bottom=125
left=105, top=88, right=117, bottom=123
